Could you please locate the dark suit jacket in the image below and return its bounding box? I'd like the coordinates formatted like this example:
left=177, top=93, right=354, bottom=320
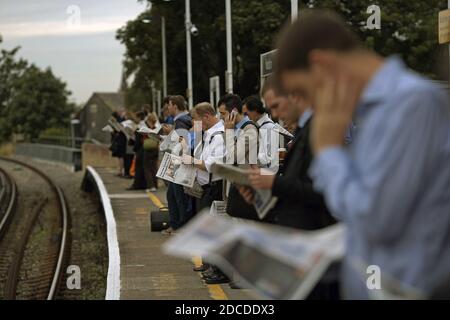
left=267, top=117, right=336, bottom=230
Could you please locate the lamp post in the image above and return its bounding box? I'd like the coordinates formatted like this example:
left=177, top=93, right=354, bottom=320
left=225, top=0, right=233, bottom=93
left=291, top=0, right=298, bottom=22
left=161, top=17, right=167, bottom=98
left=185, top=0, right=194, bottom=109
left=142, top=17, right=167, bottom=99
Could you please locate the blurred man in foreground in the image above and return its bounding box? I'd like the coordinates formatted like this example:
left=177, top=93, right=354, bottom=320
left=275, top=10, right=450, bottom=299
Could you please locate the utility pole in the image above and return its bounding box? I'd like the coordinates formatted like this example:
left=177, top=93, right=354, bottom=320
left=225, top=0, right=233, bottom=93
left=185, top=0, right=194, bottom=109
left=161, top=17, right=167, bottom=98
left=291, top=0, right=298, bottom=22
left=142, top=16, right=168, bottom=99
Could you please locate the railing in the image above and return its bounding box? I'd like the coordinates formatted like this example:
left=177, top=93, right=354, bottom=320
left=31, top=136, right=91, bottom=149
left=15, top=143, right=82, bottom=171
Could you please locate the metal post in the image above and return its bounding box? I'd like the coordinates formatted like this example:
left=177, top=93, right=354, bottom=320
left=157, top=90, right=162, bottom=117
left=150, top=81, right=156, bottom=112
left=225, top=0, right=233, bottom=93
left=210, top=82, right=214, bottom=106
left=185, top=0, right=194, bottom=109
left=209, top=76, right=221, bottom=109
left=291, top=0, right=298, bottom=22
left=161, top=17, right=168, bottom=98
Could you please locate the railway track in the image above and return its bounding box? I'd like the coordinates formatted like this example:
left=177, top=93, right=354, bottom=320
left=0, top=157, right=69, bottom=300
left=0, top=166, right=17, bottom=240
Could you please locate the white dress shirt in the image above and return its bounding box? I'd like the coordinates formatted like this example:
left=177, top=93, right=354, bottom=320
left=256, top=114, right=276, bottom=167
left=194, top=121, right=226, bottom=186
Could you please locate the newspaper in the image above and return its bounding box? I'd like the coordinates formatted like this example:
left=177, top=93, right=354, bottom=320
left=121, top=120, right=138, bottom=140
left=102, top=125, right=114, bottom=133
left=210, top=163, right=250, bottom=186
left=108, top=117, right=134, bottom=140
left=160, top=131, right=182, bottom=154
left=156, top=152, right=197, bottom=188
left=210, top=201, right=228, bottom=217
left=273, top=123, right=294, bottom=139
left=211, top=163, right=278, bottom=220
left=138, top=123, right=162, bottom=135
left=163, top=212, right=345, bottom=300
left=253, top=189, right=278, bottom=220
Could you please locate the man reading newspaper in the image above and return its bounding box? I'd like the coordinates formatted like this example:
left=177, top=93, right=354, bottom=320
left=180, top=103, right=228, bottom=284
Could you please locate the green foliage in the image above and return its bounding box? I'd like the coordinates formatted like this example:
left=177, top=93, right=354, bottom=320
left=39, top=127, right=70, bottom=139
left=0, top=41, right=74, bottom=142
left=117, top=0, right=446, bottom=107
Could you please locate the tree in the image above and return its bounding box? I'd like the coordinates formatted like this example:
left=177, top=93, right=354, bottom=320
left=117, top=0, right=446, bottom=108
left=310, top=0, right=447, bottom=79
left=0, top=37, right=74, bottom=142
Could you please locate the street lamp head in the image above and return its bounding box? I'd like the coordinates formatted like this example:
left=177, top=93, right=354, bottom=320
left=190, top=24, right=199, bottom=36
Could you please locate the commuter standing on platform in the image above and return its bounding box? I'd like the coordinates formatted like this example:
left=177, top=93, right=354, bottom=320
left=218, top=94, right=260, bottom=222
left=242, top=96, right=276, bottom=169
left=182, top=103, right=226, bottom=278
left=162, top=95, right=193, bottom=235
left=275, top=10, right=450, bottom=299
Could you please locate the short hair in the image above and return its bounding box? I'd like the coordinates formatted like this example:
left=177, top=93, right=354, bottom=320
left=146, top=113, right=157, bottom=123
left=168, top=95, right=187, bottom=111
left=135, top=111, right=146, bottom=121
left=142, top=104, right=152, bottom=114
left=163, top=96, right=170, bottom=105
left=194, top=102, right=216, bottom=117
left=275, top=10, right=361, bottom=73
left=217, top=94, right=242, bottom=113
left=243, top=96, right=265, bottom=114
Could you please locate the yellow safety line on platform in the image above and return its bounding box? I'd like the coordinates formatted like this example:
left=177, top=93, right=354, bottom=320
left=147, top=192, right=228, bottom=300
left=192, top=256, right=229, bottom=300
left=147, top=192, right=165, bottom=209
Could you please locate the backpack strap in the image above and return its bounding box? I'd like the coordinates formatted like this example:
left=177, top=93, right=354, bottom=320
left=258, top=121, right=274, bottom=129
left=236, top=121, right=259, bottom=165
left=240, top=120, right=258, bottom=130
left=204, top=131, right=225, bottom=183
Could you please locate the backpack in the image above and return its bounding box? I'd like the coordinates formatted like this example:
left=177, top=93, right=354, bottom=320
left=226, top=120, right=261, bottom=221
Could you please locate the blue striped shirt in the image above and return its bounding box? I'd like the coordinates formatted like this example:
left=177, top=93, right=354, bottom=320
left=310, top=57, right=450, bottom=298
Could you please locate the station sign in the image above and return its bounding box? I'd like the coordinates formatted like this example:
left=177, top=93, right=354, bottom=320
left=439, top=9, right=450, bottom=44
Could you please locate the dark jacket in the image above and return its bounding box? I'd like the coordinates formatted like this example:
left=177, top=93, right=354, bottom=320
left=268, top=118, right=336, bottom=230
left=174, top=113, right=192, bottom=131
left=133, top=130, right=143, bottom=153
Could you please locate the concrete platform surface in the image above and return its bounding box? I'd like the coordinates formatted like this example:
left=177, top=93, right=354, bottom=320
left=90, top=167, right=255, bottom=300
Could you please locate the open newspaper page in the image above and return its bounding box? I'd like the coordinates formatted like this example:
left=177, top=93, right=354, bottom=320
left=108, top=118, right=129, bottom=138
left=163, top=212, right=345, bottom=300
left=273, top=123, right=294, bottom=139
left=211, top=163, right=278, bottom=220
left=253, top=189, right=278, bottom=220
left=156, top=152, right=197, bottom=188
left=138, top=123, right=162, bottom=135
left=209, top=200, right=228, bottom=217
left=160, top=131, right=181, bottom=154
left=210, top=163, right=250, bottom=186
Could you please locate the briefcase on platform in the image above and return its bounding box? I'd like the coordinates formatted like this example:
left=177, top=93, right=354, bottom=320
left=150, top=208, right=170, bottom=232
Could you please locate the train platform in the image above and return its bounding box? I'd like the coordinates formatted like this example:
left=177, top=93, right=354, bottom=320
left=83, top=166, right=255, bottom=300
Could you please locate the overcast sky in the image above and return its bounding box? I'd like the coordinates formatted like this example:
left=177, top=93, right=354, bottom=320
left=0, top=0, right=148, bottom=104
